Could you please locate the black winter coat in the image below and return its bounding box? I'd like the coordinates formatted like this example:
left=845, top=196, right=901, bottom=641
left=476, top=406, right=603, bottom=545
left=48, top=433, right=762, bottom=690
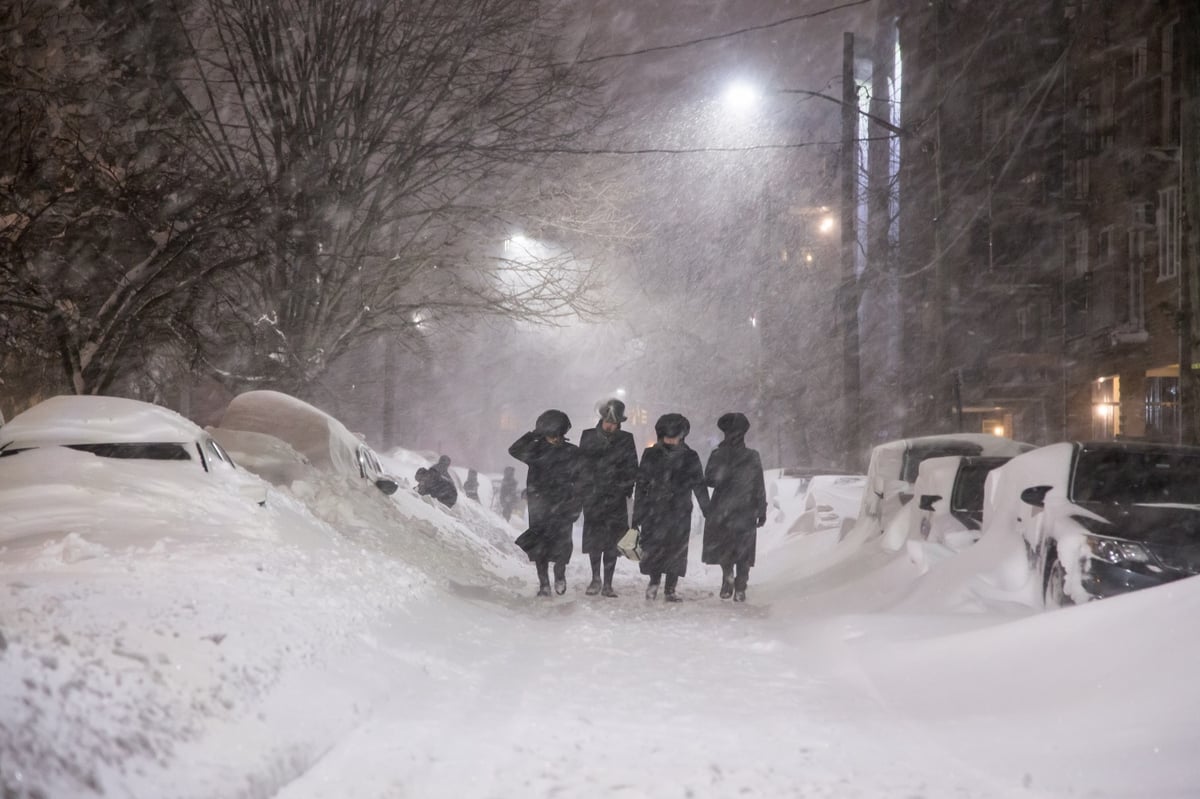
left=632, top=442, right=709, bottom=577
left=702, top=442, right=766, bottom=566
left=578, top=423, right=639, bottom=553
left=417, top=469, right=458, bottom=508
left=508, top=431, right=583, bottom=562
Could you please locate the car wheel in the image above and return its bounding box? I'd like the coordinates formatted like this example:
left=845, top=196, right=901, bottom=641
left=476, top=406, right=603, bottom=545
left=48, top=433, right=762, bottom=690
left=1043, top=555, right=1074, bottom=608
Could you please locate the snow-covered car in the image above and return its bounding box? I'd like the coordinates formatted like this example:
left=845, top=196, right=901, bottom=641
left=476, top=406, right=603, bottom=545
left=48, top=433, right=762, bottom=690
left=846, top=433, right=1034, bottom=547
left=213, top=390, right=399, bottom=495
left=912, top=455, right=1015, bottom=550
left=991, top=440, right=1200, bottom=608
left=786, top=474, right=867, bottom=537
left=0, top=395, right=268, bottom=505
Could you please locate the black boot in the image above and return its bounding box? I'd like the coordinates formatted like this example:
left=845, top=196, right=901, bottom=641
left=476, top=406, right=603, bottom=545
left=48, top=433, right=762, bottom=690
left=664, top=574, right=681, bottom=602
left=601, top=585, right=618, bottom=598
left=537, top=583, right=551, bottom=597
left=733, top=590, right=746, bottom=602
left=720, top=565, right=734, bottom=599
left=553, top=562, right=567, bottom=595
left=645, top=582, right=658, bottom=600
left=586, top=578, right=602, bottom=596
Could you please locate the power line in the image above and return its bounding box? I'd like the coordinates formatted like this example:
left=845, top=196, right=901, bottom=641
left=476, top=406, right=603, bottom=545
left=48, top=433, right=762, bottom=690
left=509, top=136, right=894, bottom=156
left=571, top=0, right=876, bottom=66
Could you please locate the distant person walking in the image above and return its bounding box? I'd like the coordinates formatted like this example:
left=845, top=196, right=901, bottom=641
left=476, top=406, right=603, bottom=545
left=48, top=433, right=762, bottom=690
left=508, top=409, right=583, bottom=597
left=702, top=412, right=766, bottom=602
left=464, top=469, right=480, bottom=502
left=632, top=413, right=709, bottom=602
left=498, top=466, right=520, bottom=521
left=578, top=398, right=639, bottom=597
left=416, top=454, right=458, bottom=508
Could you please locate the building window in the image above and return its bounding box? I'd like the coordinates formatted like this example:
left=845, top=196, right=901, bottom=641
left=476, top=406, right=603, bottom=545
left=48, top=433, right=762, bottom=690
left=1066, top=276, right=1088, bottom=339
left=1162, top=21, right=1180, bottom=147
left=1145, top=374, right=1179, bottom=442
left=1124, top=228, right=1146, bottom=329
left=1157, top=186, right=1180, bottom=280
left=1130, top=38, right=1148, bottom=83
left=1099, top=71, right=1116, bottom=149
left=1097, top=226, right=1114, bottom=268
left=1067, top=223, right=1089, bottom=277
left=1092, top=376, right=1120, bottom=440
left=1071, top=158, right=1089, bottom=200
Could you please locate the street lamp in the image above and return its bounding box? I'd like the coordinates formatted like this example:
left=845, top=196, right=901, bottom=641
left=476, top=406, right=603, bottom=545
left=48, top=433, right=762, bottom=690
left=721, top=80, right=761, bottom=114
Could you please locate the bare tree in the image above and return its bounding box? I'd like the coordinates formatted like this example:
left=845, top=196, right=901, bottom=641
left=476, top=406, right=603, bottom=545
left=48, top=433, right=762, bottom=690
left=0, top=0, right=259, bottom=397
left=167, top=0, right=612, bottom=394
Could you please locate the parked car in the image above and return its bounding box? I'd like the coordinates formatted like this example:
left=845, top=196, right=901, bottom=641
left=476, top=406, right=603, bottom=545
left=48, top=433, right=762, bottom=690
left=912, top=455, right=1015, bottom=550
left=212, top=390, right=398, bottom=495
left=990, top=440, right=1200, bottom=608
left=846, top=433, right=1034, bottom=546
left=0, top=395, right=268, bottom=505
left=786, top=474, right=867, bottom=537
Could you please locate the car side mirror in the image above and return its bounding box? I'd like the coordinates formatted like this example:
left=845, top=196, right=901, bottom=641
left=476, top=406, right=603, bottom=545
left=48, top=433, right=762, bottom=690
left=898, top=491, right=914, bottom=506
left=918, top=494, right=942, bottom=512
left=375, top=478, right=399, bottom=496
left=1020, top=485, right=1052, bottom=508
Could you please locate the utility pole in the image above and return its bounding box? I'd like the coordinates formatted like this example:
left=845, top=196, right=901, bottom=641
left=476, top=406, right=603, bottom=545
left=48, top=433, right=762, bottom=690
left=383, top=334, right=396, bottom=448
left=868, top=4, right=899, bottom=443
left=840, top=32, right=862, bottom=468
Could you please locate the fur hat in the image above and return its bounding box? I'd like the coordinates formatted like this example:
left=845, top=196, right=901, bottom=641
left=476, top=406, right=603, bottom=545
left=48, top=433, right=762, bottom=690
left=598, top=398, right=627, bottom=424
left=654, top=412, right=690, bottom=440
left=535, top=409, right=571, bottom=437
left=717, top=412, right=750, bottom=435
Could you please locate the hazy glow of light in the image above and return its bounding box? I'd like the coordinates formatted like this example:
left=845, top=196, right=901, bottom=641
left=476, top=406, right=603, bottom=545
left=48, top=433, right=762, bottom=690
left=992, top=425, right=1005, bottom=436
left=616, top=388, right=626, bottom=397
left=722, top=81, right=761, bottom=114
left=819, top=216, right=836, bottom=234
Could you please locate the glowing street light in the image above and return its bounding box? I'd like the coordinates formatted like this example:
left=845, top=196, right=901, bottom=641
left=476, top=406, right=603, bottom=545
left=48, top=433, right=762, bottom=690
left=818, top=215, right=836, bottom=234
left=722, top=80, right=761, bottom=114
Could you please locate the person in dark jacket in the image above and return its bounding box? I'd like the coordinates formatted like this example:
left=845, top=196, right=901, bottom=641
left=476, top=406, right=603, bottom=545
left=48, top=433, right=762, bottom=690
left=632, top=413, right=710, bottom=602
left=498, top=466, right=520, bottom=521
left=578, top=398, right=639, bottom=597
left=464, top=469, right=480, bottom=501
left=416, top=455, right=458, bottom=508
left=508, top=409, right=583, bottom=597
left=702, top=412, right=766, bottom=602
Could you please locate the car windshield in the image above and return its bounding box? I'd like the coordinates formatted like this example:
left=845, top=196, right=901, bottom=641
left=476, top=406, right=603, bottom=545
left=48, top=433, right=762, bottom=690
left=900, top=443, right=985, bottom=483
left=1072, top=445, right=1200, bottom=505
left=951, top=457, right=1009, bottom=514
left=0, top=442, right=193, bottom=461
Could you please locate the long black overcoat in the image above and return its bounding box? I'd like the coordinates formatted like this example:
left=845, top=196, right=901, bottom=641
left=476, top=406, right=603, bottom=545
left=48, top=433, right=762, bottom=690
left=578, top=423, right=639, bottom=554
left=702, top=442, right=766, bottom=567
left=508, top=432, right=582, bottom=563
left=632, top=442, right=709, bottom=577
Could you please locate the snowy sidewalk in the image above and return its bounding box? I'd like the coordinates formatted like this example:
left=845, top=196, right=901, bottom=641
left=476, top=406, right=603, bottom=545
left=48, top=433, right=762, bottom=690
left=272, top=569, right=1030, bottom=799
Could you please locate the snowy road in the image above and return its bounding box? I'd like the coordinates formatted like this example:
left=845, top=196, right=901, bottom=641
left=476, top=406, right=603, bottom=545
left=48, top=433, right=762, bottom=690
left=273, top=566, right=1030, bottom=799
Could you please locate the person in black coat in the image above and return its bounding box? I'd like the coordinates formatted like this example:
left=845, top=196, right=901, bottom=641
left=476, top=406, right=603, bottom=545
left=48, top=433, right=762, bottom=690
left=498, top=466, right=520, bottom=521
left=416, top=455, right=458, bottom=508
left=578, top=398, right=639, bottom=597
left=464, top=469, right=480, bottom=501
left=632, top=413, right=710, bottom=602
left=508, top=409, right=583, bottom=597
left=702, top=412, right=766, bottom=602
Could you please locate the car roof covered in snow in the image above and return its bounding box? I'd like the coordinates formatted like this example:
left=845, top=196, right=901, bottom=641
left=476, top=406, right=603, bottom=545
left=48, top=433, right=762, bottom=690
left=217, top=390, right=364, bottom=478
left=0, top=395, right=205, bottom=450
